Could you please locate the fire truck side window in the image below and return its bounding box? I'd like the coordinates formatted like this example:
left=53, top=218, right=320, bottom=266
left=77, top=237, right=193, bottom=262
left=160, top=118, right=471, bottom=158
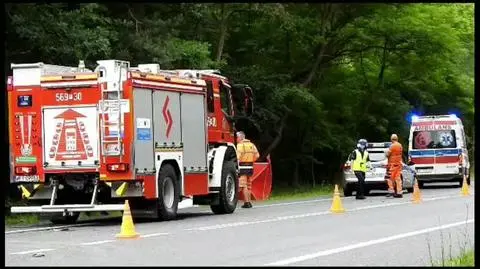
left=220, top=82, right=233, bottom=116
left=206, top=80, right=215, bottom=113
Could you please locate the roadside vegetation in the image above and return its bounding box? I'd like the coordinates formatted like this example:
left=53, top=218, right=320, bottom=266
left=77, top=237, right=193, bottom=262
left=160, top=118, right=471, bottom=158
left=427, top=206, right=474, bottom=267
left=442, top=250, right=474, bottom=267
left=268, top=184, right=334, bottom=201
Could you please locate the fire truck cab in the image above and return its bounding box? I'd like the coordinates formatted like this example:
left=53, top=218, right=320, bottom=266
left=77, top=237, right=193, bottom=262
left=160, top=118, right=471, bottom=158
left=7, top=60, right=272, bottom=224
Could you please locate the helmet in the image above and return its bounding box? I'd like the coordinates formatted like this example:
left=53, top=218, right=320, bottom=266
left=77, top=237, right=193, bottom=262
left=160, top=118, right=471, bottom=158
left=358, top=139, right=368, bottom=146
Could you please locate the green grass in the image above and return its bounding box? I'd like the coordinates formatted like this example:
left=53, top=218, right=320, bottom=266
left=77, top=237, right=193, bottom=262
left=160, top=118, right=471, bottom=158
left=439, top=250, right=474, bottom=267
left=268, top=184, right=335, bottom=202
left=5, top=214, right=40, bottom=226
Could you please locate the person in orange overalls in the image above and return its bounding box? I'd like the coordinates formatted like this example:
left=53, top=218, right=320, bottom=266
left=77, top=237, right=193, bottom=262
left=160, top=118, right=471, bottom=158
left=236, top=131, right=260, bottom=208
left=386, top=134, right=404, bottom=198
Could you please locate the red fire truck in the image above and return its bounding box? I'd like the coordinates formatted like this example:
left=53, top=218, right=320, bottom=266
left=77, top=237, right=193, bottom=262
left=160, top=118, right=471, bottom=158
left=7, top=60, right=272, bottom=224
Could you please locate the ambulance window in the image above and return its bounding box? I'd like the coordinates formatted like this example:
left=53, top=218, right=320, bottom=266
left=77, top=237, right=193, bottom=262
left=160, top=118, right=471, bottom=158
left=220, top=82, right=232, bottom=116
left=206, top=80, right=215, bottom=113
left=412, top=130, right=457, bottom=149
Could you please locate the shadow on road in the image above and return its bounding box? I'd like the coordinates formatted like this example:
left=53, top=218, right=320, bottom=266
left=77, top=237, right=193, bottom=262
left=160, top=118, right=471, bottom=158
left=71, top=211, right=214, bottom=227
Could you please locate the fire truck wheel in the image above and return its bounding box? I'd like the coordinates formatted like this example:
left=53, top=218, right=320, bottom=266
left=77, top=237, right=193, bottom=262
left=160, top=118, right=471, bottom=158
left=210, top=161, right=238, bottom=214
left=50, top=212, right=80, bottom=225
left=157, top=164, right=180, bottom=221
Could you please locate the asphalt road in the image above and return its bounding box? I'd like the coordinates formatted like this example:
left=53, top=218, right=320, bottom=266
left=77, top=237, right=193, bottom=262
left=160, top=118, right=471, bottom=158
left=5, top=183, right=475, bottom=266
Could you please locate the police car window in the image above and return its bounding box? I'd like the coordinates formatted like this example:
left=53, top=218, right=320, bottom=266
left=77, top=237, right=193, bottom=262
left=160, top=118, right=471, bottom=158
left=367, top=150, right=387, bottom=162
left=412, top=130, right=457, bottom=149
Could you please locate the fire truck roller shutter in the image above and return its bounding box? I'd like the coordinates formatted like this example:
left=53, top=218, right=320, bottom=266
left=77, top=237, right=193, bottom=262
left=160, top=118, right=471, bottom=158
left=152, top=91, right=182, bottom=146
left=133, top=89, right=155, bottom=172
left=180, top=94, right=208, bottom=173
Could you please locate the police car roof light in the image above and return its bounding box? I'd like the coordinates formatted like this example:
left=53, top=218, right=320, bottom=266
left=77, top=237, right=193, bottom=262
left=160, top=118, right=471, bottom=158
left=411, top=115, right=419, bottom=121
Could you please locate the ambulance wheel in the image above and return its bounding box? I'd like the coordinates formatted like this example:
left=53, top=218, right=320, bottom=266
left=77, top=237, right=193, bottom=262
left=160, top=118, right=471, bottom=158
left=50, top=212, right=80, bottom=225
left=211, top=161, right=238, bottom=214
left=157, top=164, right=179, bottom=221
left=418, top=181, right=425, bottom=189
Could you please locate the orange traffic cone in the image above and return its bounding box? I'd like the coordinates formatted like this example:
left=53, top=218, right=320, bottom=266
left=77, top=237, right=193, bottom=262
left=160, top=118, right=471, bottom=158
left=330, top=185, right=345, bottom=213
left=461, top=175, right=470, bottom=196
left=411, top=179, right=422, bottom=204
left=116, top=200, right=140, bottom=239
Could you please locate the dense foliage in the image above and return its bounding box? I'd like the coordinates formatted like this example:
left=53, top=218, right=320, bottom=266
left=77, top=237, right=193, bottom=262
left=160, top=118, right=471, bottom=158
left=4, top=3, right=474, bottom=188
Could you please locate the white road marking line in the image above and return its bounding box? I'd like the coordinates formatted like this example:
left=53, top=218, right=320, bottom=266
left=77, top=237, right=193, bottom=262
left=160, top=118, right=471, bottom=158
left=141, top=232, right=170, bottom=238
left=5, top=223, right=92, bottom=235
left=196, top=193, right=467, bottom=214
left=265, top=219, right=475, bottom=266
left=185, top=194, right=465, bottom=231
left=197, top=197, right=351, bottom=213
left=10, top=248, right=56, bottom=255
left=255, top=198, right=338, bottom=208
left=80, top=240, right=115, bottom=246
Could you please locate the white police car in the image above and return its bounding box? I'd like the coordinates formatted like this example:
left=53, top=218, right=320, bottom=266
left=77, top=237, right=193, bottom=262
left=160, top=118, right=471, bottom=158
left=342, top=142, right=415, bottom=196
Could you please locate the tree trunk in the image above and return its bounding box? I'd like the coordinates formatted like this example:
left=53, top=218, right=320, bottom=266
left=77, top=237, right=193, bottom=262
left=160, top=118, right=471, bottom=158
left=377, top=38, right=389, bottom=89
left=292, top=160, right=300, bottom=188
left=311, top=145, right=315, bottom=188
left=260, top=113, right=289, bottom=160
left=302, top=43, right=327, bottom=87
left=215, top=4, right=228, bottom=62
left=301, top=4, right=333, bottom=87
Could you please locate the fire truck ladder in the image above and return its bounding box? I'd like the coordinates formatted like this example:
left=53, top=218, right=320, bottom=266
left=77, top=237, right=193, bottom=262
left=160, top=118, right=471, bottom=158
left=99, top=60, right=130, bottom=162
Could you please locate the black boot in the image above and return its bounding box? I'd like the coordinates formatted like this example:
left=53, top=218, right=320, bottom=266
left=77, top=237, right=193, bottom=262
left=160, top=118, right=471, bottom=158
left=393, top=193, right=403, bottom=198
left=356, top=195, right=366, bottom=200
left=241, top=202, right=253, bottom=208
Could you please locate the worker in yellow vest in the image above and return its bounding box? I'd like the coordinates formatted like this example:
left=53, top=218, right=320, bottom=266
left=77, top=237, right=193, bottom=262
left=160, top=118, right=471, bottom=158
left=236, top=131, right=260, bottom=208
left=349, top=139, right=370, bottom=200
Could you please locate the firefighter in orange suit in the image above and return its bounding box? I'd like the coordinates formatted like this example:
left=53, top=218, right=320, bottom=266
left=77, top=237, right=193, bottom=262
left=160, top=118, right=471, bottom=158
left=236, top=131, right=260, bottom=208
left=386, top=134, right=404, bottom=198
